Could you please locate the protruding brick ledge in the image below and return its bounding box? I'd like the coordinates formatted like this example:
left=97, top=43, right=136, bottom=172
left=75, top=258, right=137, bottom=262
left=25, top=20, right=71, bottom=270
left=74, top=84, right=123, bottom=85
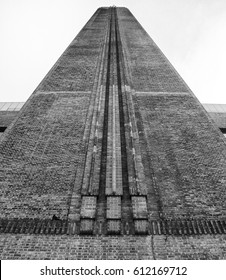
left=0, top=218, right=225, bottom=236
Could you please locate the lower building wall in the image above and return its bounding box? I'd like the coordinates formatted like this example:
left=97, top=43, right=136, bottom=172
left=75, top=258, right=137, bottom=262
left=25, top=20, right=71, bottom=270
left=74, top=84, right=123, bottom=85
left=207, top=112, right=226, bottom=129
left=0, top=234, right=225, bottom=260
left=0, top=111, right=19, bottom=127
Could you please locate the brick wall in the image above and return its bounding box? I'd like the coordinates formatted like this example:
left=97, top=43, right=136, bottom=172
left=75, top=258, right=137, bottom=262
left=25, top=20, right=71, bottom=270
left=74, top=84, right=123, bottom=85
left=117, top=7, right=226, bottom=220
left=0, top=8, right=109, bottom=220
left=0, top=234, right=225, bottom=259
left=133, top=92, right=226, bottom=219
left=0, top=92, right=91, bottom=219
left=0, top=111, right=19, bottom=127
left=207, top=112, right=226, bottom=129
left=0, top=7, right=226, bottom=260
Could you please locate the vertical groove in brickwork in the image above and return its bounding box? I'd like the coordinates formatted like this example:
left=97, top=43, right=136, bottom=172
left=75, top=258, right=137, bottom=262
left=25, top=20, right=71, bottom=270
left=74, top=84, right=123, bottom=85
left=95, top=9, right=113, bottom=233
left=1, top=7, right=225, bottom=243
left=117, top=8, right=163, bottom=220
left=114, top=8, right=134, bottom=233
left=80, top=11, right=110, bottom=196
left=1, top=8, right=226, bottom=260
left=116, top=27, right=146, bottom=200
left=67, top=9, right=110, bottom=221
left=105, top=10, right=123, bottom=198
left=131, top=94, right=163, bottom=219
left=112, top=84, right=117, bottom=194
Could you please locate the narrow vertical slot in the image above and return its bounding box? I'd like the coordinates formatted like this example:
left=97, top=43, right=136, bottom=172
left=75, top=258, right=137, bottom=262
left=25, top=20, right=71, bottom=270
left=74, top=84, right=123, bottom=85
left=95, top=8, right=113, bottom=233
left=114, top=8, right=134, bottom=234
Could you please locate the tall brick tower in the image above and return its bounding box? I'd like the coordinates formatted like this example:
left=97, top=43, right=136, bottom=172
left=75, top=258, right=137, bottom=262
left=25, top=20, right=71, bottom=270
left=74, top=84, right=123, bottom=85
left=0, top=7, right=226, bottom=259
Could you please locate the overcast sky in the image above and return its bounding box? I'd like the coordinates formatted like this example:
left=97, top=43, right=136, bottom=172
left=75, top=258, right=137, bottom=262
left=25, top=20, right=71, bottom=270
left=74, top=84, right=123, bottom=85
left=0, top=0, right=226, bottom=103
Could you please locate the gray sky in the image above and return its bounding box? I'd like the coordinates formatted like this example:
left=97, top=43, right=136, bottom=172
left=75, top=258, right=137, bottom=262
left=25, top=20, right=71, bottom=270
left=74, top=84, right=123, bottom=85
left=0, top=0, right=226, bottom=103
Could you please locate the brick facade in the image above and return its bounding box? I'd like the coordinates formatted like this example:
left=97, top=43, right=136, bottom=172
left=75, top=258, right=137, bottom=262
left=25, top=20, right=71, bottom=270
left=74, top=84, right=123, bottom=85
left=1, top=234, right=225, bottom=260
left=0, top=7, right=225, bottom=259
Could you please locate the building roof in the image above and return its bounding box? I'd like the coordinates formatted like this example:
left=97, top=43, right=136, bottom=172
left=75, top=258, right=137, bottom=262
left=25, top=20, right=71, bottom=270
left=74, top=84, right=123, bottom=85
left=202, top=104, right=226, bottom=113
left=0, top=102, right=24, bottom=111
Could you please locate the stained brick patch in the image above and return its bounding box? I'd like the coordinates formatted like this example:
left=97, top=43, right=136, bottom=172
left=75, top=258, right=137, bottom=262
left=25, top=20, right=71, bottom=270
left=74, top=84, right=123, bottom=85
left=80, top=196, right=97, bottom=219
left=131, top=196, right=148, bottom=219
left=106, top=196, right=121, bottom=219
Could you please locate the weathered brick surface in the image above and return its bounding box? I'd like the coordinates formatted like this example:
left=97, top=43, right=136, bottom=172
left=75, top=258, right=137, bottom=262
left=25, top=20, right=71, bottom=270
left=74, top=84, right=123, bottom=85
left=106, top=196, right=121, bottom=219
left=134, top=220, right=148, bottom=234
left=131, top=196, right=148, bottom=219
left=133, top=92, right=226, bottom=219
left=80, top=196, right=97, bottom=218
left=0, top=8, right=110, bottom=221
left=207, top=112, right=226, bottom=129
left=0, top=234, right=225, bottom=259
left=153, top=235, right=226, bottom=260
left=1, top=108, right=226, bottom=137
left=117, top=8, right=189, bottom=93
left=0, top=92, right=90, bottom=219
left=38, top=9, right=109, bottom=92
left=0, top=111, right=19, bottom=127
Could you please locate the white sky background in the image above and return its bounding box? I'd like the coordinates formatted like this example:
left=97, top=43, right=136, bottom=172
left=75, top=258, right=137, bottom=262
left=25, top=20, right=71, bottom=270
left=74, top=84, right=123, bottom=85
left=0, top=0, right=226, bottom=103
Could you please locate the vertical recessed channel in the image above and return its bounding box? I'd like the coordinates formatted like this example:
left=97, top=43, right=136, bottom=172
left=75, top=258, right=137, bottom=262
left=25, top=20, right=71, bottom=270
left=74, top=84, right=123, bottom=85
left=114, top=8, right=134, bottom=233
left=95, top=8, right=113, bottom=233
